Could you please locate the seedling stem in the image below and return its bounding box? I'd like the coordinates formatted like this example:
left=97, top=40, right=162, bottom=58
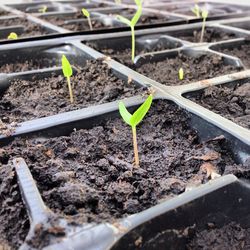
left=116, top=0, right=142, bottom=62
left=119, top=94, right=153, bottom=167
left=82, top=8, right=93, bottom=30
left=200, top=10, right=208, bottom=43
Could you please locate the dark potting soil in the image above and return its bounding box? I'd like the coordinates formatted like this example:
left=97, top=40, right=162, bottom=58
left=136, top=53, right=239, bottom=85
left=0, top=9, right=9, bottom=16
left=42, top=14, right=107, bottom=31
left=215, top=42, right=250, bottom=69
left=177, top=27, right=237, bottom=43
left=0, top=57, right=58, bottom=73
left=0, top=163, right=30, bottom=249
left=0, top=18, right=49, bottom=37
left=189, top=82, right=250, bottom=129
left=86, top=39, right=180, bottom=66
left=2, top=100, right=249, bottom=248
left=187, top=222, right=250, bottom=249
left=0, top=59, right=143, bottom=126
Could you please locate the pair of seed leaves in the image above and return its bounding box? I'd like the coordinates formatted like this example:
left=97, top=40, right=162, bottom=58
left=116, top=0, right=142, bottom=27
left=119, top=94, right=153, bottom=128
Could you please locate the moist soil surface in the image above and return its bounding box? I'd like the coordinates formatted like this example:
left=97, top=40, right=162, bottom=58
left=2, top=100, right=249, bottom=248
left=0, top=18, right=50, bottom=38
left=42, top=14, right=107, bottom=31
left=0, top=59, right=143, bottom=126
left=189, top=82, right=250, bottom=129
left=0, top=57, right=58, bottom=73
left=136, top=53, right=239, bottom=85
left=0, top=10, right=9, bottom=16
left=215, top=42, right=250, bottom=69
left=187, top=222, right=250, bottom=249
left=177, top=27, right=237, bottom=43
left=86, top=39, right=180, bottom=66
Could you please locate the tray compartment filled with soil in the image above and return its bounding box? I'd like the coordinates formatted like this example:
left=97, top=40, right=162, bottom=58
left=2, top=96, right=250, bottom=249
left=209, top=38, right=250, bottom=69
left=0, top=43, right=87, bottom=73
left=111, top=175, right=250, bottom=250
left=184, top=78, right=250, bottom=130
left=39, top=12, right=122, bottom=32
left=6, top=2, right=73, bottom=14
left=165, top=25, right=245, bottom=43
left=146, top=1, right=250, bottom=17
left=0, top=16, right=59, bottom=40
left=85, top=34, right=183, bottom=64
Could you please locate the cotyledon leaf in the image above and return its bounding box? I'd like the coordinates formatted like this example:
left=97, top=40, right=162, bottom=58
left=119, top=101, right=132, bottom=126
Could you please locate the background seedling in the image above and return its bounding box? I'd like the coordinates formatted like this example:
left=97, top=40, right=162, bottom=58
left=61, top=55, right=74, bottom=103
left=116, top=0, right=142, bottom=62
left=119, top=94, right=153, bottom=167
left=7, top=32, right=18, bottom=40
left=115, top=0, right=121, bottom=3
left=38, top=5, right=47, bottom=13
left=178, top=67, right=184, bottom=80
left=200, top=9, right=208, bottom=43
left=191, top=4, right=200, bottom=18
left=82, top=8, right=93, bottom=30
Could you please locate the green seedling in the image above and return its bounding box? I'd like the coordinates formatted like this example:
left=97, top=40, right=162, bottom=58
left=38, top=5, right=47, bottom=13
left=115, top=0, right=121, bottom=3
left=116, top=0, right=142, bottom=62
left=178, top=67, right=184, bottom=80
left=7, top=32, right=18, bottom=40
left=200, top=9, right=208, bottom=43
left=61, top=55, right=74, bottom=103
left=82, top=8, right=93, bottom=30
left=191, top=4, right=200, bottom=18
left=119, top=94, right=153, bottom=167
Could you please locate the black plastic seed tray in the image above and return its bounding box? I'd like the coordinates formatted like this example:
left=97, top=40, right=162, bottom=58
left=0, top=1, right=250, bottom=249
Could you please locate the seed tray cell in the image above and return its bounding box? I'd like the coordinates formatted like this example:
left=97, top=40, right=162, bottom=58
left=0, top=16, right=58, bottom=40
left=6, top=2, right=73, bottom=14
left=210, top=39, right=250, bottom=69
left=185, top=79, right=250, bottom=130
left=0, top=43, right=86, bottom=73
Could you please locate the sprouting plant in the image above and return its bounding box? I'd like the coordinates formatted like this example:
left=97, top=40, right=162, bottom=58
left=191, top=4, right=200, bottom=18
left=61, top=55, right=74, bottom=103
left=119, top=94, right=153, bottom=167
left=178, top=67, right=184, bottom=80
left=200, top=9, right=208, bottom=43
left=7, top=32, right=18, bottom=40
left=116, top=0, right=142, bottom=62
left=115, top=0, right=121, bottom=3
left=39, top=5, right=47, bottom=13
left=82, top=8, right=93, bottom=30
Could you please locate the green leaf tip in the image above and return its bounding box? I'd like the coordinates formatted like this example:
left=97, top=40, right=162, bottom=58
left=119, top=94, right=153, bottom=128
left=82, top=8, right=90, bottom=18
left=7, top=32, right=18, bottom=40
left=178, top=67, right=184, bottom=80
left=61, top=55, right=72, bottom=78
left=202, top=9, right=208, bottom=19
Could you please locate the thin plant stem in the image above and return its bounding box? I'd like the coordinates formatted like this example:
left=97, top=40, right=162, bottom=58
left=67, top=76, right=74, bottom=103
left=131, top=26, right=135, bottom=62
left=87, top=16, right=93, bottom=30
left=132, top=126, right=139, bottom=167
left=200, top=17, right=207, bottom=43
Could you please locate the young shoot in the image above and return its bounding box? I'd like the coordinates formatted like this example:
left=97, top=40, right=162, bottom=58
left=61, top=55, right=74, bottom=103
left=116, top=0, right=142, bottom=62
left=119, top=94, right=153, bottom=167
left=38, top=5, right=47, bottom=13
left=178, top=67, right=184, bottom=80
left=200, top=9, right=208, bottom=43
left=82, top=8, right=92, bottom=30
left=7, top=32, right=18, bottom=40
left=191, top=4, right=200, bottom=18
